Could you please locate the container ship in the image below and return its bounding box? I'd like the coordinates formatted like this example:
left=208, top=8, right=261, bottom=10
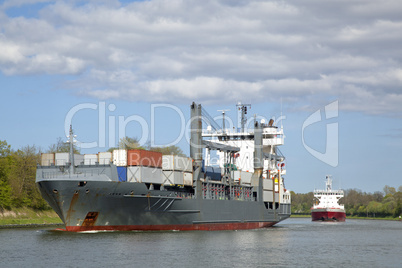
left=36, top=102, right=291, bottom=232
left=311, top=175, right=345, bottom=222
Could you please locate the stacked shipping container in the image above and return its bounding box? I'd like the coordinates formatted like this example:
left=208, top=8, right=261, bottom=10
left=113, top=149, right=127, bottom=182
left=41, top=152, right=112, bottom=166
left=84, top=154, right=97, bottom=165
left=161, top=155, right=193, bottom=186
left=41, top=153, right=55, bottom=166
left=41, top=153, right=84, bottom=166
left=127, top=149, right=162, bottom=167
left=127, top=149, right=162, bottom=183
left=41, top=150, right=194, bottom=186
left=113, top=150, right=193, bottom=185
left=113, top=149, right=127, bottom=166
left=98, top=152, right=112, bottom=165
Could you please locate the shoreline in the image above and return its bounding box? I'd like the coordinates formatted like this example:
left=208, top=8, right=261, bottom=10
left=0, top=208, right=63, bottom=228
left=291, top=214, right=401, bottom=221
left=0, top=223, right=64, bottom=229
left=1, top=211, right=399, bottom=229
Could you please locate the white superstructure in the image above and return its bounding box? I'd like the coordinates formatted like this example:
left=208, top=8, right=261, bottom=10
left=313, top=175, right=344, bottom=210
left=202, top=103, right=291, bottom=205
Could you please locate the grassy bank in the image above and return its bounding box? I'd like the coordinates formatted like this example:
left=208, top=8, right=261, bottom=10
left=290, top=214, right=310, bottom=218
left=290, top=214, right=401, bottom=221
left=0, top=208, right=63, bottom=227
left=345, top=215, right=401, bottom=221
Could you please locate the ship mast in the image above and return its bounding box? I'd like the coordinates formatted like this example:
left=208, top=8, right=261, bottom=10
left=326, top=175, right=332, bottom=191
left=68, top=125, right=75, bottom=176
left=236, top=102, right=251, bottom=133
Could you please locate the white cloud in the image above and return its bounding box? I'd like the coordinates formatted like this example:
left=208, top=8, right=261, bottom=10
left=0, top=40, right=24, bottom=63
left=1, top=0, right=51, bottom=10
left=0, top=0, right=401, bottom=115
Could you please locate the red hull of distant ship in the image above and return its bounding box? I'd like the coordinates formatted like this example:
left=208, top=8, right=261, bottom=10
left=311, top=210, right=346, bottom=222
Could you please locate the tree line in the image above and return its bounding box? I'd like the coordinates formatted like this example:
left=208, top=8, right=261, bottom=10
left=291, top=185, right=402, bottom=218
left=0, top=137, right=184, bottom=211
left=0, top=141, right=47, bottom=210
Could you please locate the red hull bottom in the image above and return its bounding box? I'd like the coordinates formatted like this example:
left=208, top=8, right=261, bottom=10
left=311, top=211, right=346, bottom=222
left=61, top=222, right=277, bottom=232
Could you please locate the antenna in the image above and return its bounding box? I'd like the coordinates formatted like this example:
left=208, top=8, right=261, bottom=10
left=326, top=175, right=332, bottom=191
left=236, top=102, right=251, bottom=133
left=217, top=109, right=230, bottom=133
left=281, top=97, right=283, bottom=129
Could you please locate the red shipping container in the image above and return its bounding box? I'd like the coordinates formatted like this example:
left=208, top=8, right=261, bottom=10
left=127, top=149, right=162, bottom=168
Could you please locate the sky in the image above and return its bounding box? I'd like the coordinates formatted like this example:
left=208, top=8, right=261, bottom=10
left=0, top=0, right=401, bottom=193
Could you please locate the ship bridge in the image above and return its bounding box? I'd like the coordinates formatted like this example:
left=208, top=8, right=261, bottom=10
left=201, top=120, right=285, bottom=174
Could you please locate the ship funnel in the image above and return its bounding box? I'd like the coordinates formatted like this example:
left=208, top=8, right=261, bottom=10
left=251, top=121, right=264, bottom=201
left=68, top=125, right=75, bottom=176
left=190, top=102, right=203, bottom=167
left=253, top=121, right=263, bottom=170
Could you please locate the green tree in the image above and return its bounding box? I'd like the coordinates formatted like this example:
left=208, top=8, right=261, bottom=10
left=8, top=145, right=40, bottom=207
left=120, top=137, right=144, bottom=150
left=0, top=140, right=12, bottom=210
left=367, top=201, right=382, bottom=217
left=357, top=205, right=367, bottom=217
left=149, top=145, right=186, bottom=156
left=108, top=137, right=146, bottom=151
left=393, top=197, right=401, bottom=218
left=0, top=140, right=11, bottom=157
left=290, top=191, right=314, bottom=214
left=383, top=185, right=396, bottom=196
left=372, top=191, right=384, bottom=202
left=0, top=180, right=12, bottom=210
left=107, top=137, right=186, bottom=157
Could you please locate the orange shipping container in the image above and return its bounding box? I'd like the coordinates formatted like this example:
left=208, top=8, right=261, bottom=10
left=127, top=149, right=162, bottom=167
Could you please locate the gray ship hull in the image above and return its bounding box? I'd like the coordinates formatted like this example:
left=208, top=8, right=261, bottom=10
left=36, top=166, right=290, bottom=232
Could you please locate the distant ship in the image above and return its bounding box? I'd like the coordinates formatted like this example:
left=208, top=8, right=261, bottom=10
left=36, top=102, right=291, bottom=232
left=311, top=175, right=345, bottom=222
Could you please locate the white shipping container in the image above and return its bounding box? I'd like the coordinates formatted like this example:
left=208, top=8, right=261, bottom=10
left=127, top=166, right=162, bottom=184
left=75, top=154, right=84, bottom=165
left=55, top=153, right=84, bottom=166
left=84, top=154, right=98, bottom=165
left=98, top=152, right=112, bottom=165
left=162, top=170, right=183, bottom=185
left=162, top=155, right=192, bottom=172
left=55, top=153, right=69, bottom=166
left=232, top=170, right=241, bottom=182
left=243, top=171, right=253, bottom=184
left=41, top=153, right=55, bottom=166
left=233, top=171, right=253, bottom=184
left=263, top=179, right=273, bottom=190
left=113, top=149, right=127, bottom=166
left=162, top=171, right=193, bottom=186
left=263, top=190, right=279, bottom=203
left=183, top=172, right=193, bottom=186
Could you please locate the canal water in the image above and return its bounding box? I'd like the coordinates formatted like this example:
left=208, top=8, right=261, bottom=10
left=1, top=218, right=400, bottom=267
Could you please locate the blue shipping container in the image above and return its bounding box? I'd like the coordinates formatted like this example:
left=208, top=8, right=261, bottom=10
left=117, top=166, right=127, bottom=182
left=205, top=166, right=222, bottom=181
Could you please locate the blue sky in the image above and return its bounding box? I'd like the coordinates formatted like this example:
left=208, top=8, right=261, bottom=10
left=1, top=0, right=401, bottom=193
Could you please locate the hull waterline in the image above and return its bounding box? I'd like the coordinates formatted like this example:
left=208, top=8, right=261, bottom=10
left=311, top=210, right=346, bottom=222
